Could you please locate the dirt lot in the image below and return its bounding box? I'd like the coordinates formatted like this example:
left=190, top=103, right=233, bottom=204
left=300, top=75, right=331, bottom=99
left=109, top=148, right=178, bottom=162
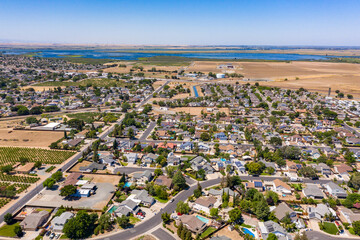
left=0, top=129, right=63, bottom=148
left=186, top=61, right=360, bottom=97
left=215, top=226, right=244, bottom=240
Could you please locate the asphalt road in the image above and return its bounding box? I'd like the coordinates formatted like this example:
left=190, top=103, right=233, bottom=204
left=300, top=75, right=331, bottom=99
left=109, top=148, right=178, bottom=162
left=97, top=178, right=221, bottom=240
left=305, top=230, right=358, bottom=240
left=139, top=121, right=157, bottom=140
left=152, top=228, right=176, bottom=240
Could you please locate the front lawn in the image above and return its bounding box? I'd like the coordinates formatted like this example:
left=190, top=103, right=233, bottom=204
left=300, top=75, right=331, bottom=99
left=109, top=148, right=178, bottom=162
left=0, top=222, right=20, bottom=237
left=130, top=216, right=141, bottom=225
left=200, top=227, right=216, bottom=239
left=154, top=196, right=169, bottom=203
left=322, top=222, right=338, bottom=235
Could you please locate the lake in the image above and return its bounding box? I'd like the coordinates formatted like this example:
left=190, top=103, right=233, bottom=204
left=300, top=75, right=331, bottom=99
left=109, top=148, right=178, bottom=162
left=0, top=48, right=353, bottom=61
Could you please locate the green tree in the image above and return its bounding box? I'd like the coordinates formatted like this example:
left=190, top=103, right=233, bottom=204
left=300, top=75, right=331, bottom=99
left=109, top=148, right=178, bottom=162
left=267, top=233, right=278, bottom=240
left=60, top=185, right=77, bottom=197
left=353, top=221, right=360, bottom=235
left=193, top=182, right=202, bottom=198
left=161, top=212, right=171, bottom=224
left=298, top=166, right=318, bottom=179
left=245, top=162, right=263, bottom=175
left=117, top=215, right=130, bottom=228
left=176, top=201, right=190, bottom=214
left=4, top=213, right=13, bottom=225
left=210, top=208, right=219, bottom=217
left=52, top=171, right=63, bottom=182
left=63, top=211, right=98, bottom=239
left=19, top=157, right=29, bottom=165
left=14, top=225, right=23, bottom=237
left=26, top=116, right=38, bottom=124
left=255, top=200, right=270, bottom=220
left=200, top=132, right=211, bottom=141
left=1, top=165, right=13, bottom=174
left=173, top=171, right=186, bottom=190
left=34, top=161, right=42, bottom=169
left=270, top=137, right=282, bottom=146
left=266, top=191, right=279, bottom=205
left=43, top=178, right=56, bottom=189
left=229, top=208, right=242, bottom=223
left=154, top=168, right=163, bottom=177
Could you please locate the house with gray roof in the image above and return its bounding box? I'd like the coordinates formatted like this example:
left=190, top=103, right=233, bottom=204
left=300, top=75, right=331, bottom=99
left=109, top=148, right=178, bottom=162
left=51, top=212, right=74, bottom=232
left=302, top=184, right=324, bottom=199
left=79, top=162, right=105, bottom=172
left=115, top=199, right=139, bottom=217
left=325, top=181, right=348, bottom=198
left=272, top=202, right=297, bottom=221
left=130, top=189, right=155, bottom=207
left=258, top=221, right=292, bottom=240
left=208, top=187, right=238, bottom=197
left=191, top=156, right=214, bottom=174
left=20, top=210, right=50, bottom=231
left=307, top=203, right=336, bottom=220
left=132, top=170, right=153, bottom=185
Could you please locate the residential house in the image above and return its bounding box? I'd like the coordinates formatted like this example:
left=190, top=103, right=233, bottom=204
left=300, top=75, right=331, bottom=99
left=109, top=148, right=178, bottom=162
left=208, top=188, right=238, bottom=198
left=214, top=132, right=227, bottom=141
left=310, top=163, right=332, bottom=176
left=20, top=210, right=50, bottom=231
left=142, top=153, right=158, bottom=166
left=244, top=181, right=264, bottom=192
left=307, top=203, right=336, bottom=220
left=129, top=189, right=155, bottom=207
left=124, top=153, right=138, bottom=164
left=132, top=170, right=153, bottom=185
left=338, top=206, right=360, bottom=225
left=115, top=199, right=139, bottom=217
left=51, top=212, right=74, bottom=232
left=273, top=179, right=292, bottom=195
left=154, top=175, right=173, bottom=189
left=302, top=184, right=324, bottom=199
left=79, top=162, right=105, bottom=172
left=325, top=181, right=348, bottom=198
left=258, top=221, right=291, bottom=240
left=178, top=215, right=207, bottom=234
left=191, top=156, right=214, bottom=174
left=272, top=203, right=297, bottom=221
left=192, top=196, right=217, bottom=214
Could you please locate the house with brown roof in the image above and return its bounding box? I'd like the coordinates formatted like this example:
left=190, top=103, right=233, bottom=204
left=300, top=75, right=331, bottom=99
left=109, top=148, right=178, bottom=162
left=334, top=164, right=353, bottom=176
left=154, top=175, right=173, bottom=189
left=177, top=215, right=207, bottom=234
left=64, top=172, right=82, bottom=186
left=273, top=179, right=292, bottom=195
left=15, top=162, right=35, bottom=174
left=192, top=196, right=217, bottom=214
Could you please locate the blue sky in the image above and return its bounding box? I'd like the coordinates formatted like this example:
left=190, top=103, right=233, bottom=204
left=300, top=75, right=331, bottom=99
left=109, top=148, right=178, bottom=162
left=0, top=0, right=359, bottom=46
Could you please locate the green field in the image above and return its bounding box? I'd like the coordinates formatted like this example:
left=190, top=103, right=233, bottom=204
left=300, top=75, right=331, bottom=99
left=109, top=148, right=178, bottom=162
left=321, top=222, right=338, bottom=235
left=0, top=146, right=75, bottom=166
left=67, top=112, right=102, bottom=123
left=200, top=227, right=216, bottom=239
left=61, top=57, right=117, bottom=64
left=34, top=78, right=127, bottom=87
left=0, top=222, right=20, bottom=237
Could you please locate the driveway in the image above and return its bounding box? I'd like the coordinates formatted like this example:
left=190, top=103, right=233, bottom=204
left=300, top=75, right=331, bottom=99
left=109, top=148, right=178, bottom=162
left=152, top=228, right=176, bottom=240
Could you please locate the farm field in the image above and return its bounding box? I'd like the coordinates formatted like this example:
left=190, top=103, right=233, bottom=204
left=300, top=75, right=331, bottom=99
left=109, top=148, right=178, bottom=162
left=186, top=61, right=360, bottom=97
left=0, top=130, right=64, bottom=148
left=0, top=146, right=75, bottom=166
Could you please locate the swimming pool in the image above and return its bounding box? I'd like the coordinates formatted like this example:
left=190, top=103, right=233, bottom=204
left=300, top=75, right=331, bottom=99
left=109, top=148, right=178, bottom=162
left=124, top=182, right=132, bottom=188
left=193, top=86, right=199, bottom=97
left=108, top=205, right=118, bottom=214
left=242, top=228, right=255, bottom=238
left=196, top=215, right=209, bottom=224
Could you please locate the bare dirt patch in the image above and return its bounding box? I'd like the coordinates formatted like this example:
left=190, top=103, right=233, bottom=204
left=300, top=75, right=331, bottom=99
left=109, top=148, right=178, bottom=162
left=0, top=130, right=63, bottom=148
left=152, top=107, right=230, bottom=116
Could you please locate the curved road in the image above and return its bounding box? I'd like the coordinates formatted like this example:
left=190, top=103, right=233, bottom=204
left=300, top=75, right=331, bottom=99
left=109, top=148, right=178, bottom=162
left=97, top=178, right=221, bottom=240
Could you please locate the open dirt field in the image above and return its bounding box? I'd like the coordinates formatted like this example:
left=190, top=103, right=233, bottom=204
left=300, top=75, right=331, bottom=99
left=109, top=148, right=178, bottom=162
left=186, top=61, right=360, bottom=97
left=22, top=86, right=63, bottom=91
left=0, top=129, right=63, bottom=148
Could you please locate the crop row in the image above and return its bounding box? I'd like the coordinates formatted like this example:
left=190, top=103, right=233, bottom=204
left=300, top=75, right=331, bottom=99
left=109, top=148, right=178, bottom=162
left=0, top=174, right=40, bottom=183
left=0, top=147, right=75, bottom=165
